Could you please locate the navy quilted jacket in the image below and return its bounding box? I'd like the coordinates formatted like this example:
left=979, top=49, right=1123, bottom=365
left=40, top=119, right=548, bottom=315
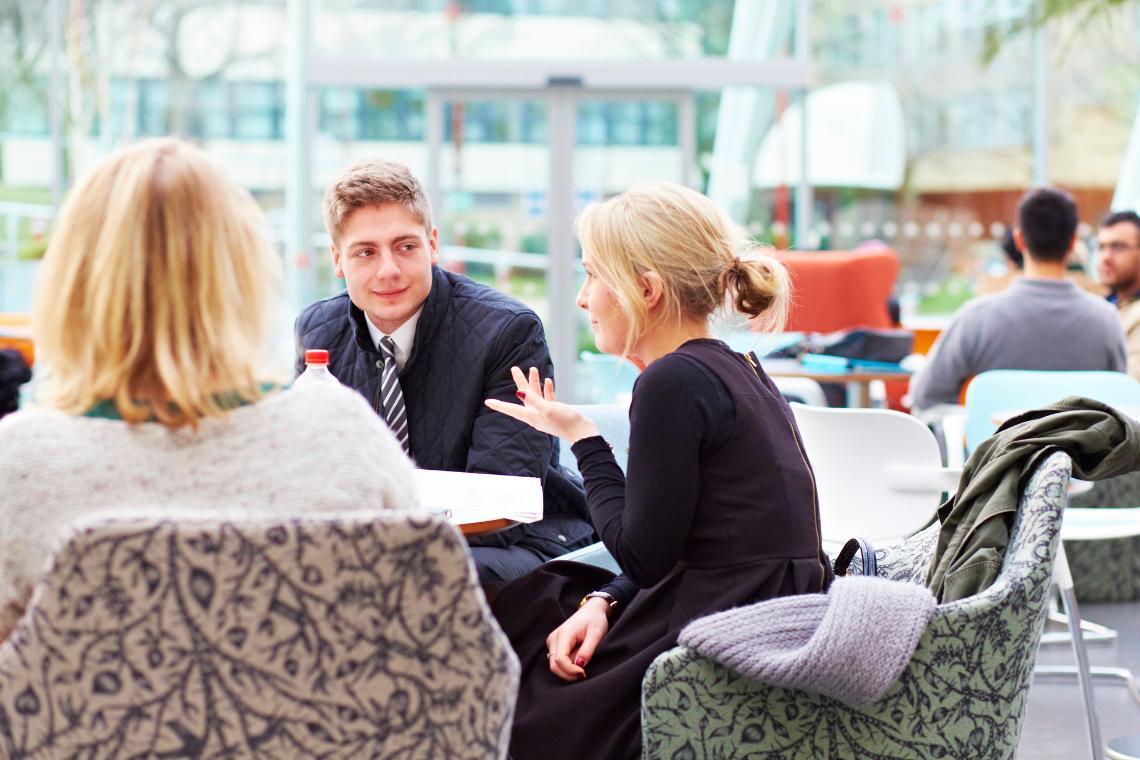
left=294, top=267, right=590, bottom=542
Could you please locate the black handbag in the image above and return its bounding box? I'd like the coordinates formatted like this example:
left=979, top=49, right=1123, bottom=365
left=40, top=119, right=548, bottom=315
left=767, top=328, right=914, bottom=363
left=833, top=537, right=878, bottom=577
left=0, top=349, right=31, bottom=420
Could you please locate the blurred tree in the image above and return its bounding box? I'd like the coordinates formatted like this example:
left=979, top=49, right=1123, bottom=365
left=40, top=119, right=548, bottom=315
left=0, top=0, right=49, bottom=181
left=143, top=0, right=277, bottom=137
left=983, top=0, right=1137, bottom=63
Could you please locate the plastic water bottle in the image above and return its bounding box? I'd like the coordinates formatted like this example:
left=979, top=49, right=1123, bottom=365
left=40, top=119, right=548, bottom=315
left=294, top=349, right=338, bottom=388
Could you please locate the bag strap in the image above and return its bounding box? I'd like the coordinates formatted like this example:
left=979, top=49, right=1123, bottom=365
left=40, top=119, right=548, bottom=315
left=833, top=537, right=878, bottom=577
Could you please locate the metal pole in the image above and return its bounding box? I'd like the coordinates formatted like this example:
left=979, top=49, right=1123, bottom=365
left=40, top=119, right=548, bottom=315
left=426, top=91, right=444, bottom=226
left=1032, top=27, right=1049, bottom=186
left=547, top=84, right=578, bottom=401
left=48, top=0, right=64, bottom=211
left=285, top=0, right=313, bottom=312
left=678, top=94, right=697, bottom=189
left=793, top=0, right=812, bottom=248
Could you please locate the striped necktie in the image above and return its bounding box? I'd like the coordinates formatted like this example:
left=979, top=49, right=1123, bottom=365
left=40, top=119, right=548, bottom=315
left=378, top=336, right=410, bottom=454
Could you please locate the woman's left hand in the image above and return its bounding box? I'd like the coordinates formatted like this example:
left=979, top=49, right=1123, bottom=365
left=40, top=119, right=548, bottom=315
left=545, top=598, right=611, bottom=681
left=485, top=366, right=600, bottom=443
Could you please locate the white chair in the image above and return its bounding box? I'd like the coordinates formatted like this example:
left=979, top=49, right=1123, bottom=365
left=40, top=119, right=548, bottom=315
left=0, top=510, right=520, bottom=759
left=790, top=404, right=960, bottom=544
left=771, top=376, right=828, bottom=407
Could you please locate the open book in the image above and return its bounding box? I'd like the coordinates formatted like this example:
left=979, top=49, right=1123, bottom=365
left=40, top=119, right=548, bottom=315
left=412, top=469, right=544, bottom=525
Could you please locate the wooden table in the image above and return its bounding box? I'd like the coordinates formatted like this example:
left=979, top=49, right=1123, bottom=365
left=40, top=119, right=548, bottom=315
left=458, top=517, right=517, bottom=537
left=762, top=358, right=912, bottom=408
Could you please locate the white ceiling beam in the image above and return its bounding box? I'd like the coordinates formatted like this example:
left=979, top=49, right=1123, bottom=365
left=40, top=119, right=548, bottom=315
left=308, top=57, right=809, bottom=91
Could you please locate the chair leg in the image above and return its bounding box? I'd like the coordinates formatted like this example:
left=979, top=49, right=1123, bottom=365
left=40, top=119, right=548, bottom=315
left=1041, top=593, right=1120, bottom=645
left=1048, top=543, right=1103, bottom=759
left=1035, top=665, right=1140, bottom=706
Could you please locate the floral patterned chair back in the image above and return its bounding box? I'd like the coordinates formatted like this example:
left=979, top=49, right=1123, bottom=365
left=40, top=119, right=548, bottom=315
left=0, top=510, right=519, bottom=759
left=642, top=450, right=1070, bottom=760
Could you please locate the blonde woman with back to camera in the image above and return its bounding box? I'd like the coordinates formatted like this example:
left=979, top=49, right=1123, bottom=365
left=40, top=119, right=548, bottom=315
left=0, top=138, right=418, bottom=642
left=486, top=181, right=832, bottom=760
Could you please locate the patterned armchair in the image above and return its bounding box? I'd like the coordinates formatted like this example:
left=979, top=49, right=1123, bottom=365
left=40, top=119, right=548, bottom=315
left=1066, top=471, right=1140, bottom=602
left=0, top=510, right=519, bottom=759
left=642, top=450, right=1071, bottom=760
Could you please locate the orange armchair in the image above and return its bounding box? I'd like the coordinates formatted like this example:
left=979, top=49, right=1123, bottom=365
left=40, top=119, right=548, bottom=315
left=769, top=247, right=907, bottom=409
left=772, top=247, right=900, bottom=333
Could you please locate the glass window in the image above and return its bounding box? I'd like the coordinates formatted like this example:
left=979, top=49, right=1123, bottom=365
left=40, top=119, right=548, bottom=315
left=643, top=101, right=678, bottom=146
left=360, top=89, right=425, bottom=140
left=4, top=80, right=48, bottom=136
left=138, top=79, right=170, bottom=136
left=188, top=79, right=230, bottom=140
left=520, top=101, right=546, bottom=143
left=320, top=86, right=360, bottom=140
left=232, top=82, right=282, bottom=140
left=576, top=102, right=606, bottom=146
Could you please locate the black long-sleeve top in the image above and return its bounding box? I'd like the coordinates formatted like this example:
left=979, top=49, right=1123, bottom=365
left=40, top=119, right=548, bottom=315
left=570, top=348, right=735, bottom=607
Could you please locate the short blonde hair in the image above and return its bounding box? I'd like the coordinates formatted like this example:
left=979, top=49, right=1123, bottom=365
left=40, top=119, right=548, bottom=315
left=33, top=138, right=280, bottom=428
left=323, top=159, right=433, bottom=244
left=577, top=182, right=788, bottom=357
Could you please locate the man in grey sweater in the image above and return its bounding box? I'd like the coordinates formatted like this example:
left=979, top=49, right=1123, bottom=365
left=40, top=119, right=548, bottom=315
left=910, top=187, right=1127, bottom=413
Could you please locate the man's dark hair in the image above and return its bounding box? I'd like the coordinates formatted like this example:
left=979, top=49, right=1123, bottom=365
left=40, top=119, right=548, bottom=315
left=1016, top=187, right=1078, bottom=263
left=1100, top=209, right=1140, bottom=235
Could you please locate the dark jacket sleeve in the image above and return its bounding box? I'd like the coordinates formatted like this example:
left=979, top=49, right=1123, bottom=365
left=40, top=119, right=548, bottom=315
left=466, top=311, right=557, bottom=481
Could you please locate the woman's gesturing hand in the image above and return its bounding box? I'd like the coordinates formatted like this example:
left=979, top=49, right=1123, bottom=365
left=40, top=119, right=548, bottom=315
left=545, top=598, right=611, bottom=681
left=485, top=366, right=600, bottom=443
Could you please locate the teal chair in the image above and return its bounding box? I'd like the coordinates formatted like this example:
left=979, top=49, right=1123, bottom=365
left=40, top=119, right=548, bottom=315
left=963, top=369, right=1140, bottom=453
left=642, top=451, right=1073, bottom=759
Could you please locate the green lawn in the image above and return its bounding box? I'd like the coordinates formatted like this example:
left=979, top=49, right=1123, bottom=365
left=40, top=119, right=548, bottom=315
left=0, top=186, right=53, bottom=204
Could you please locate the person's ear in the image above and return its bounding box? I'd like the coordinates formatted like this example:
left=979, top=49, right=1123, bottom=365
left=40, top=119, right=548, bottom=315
left=429, top=226, right=440, bottom=266
left=641, top=271, right=665, bottom=311
left=331, top=245, right=345, bottom=279
left=1013, top=227, right=1026, bottom=255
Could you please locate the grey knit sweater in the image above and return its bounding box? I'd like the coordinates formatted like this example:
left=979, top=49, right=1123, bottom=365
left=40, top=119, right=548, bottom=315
left=0, top=382, right=419, bottom=633
left=679, top=576, right=936, bottom=706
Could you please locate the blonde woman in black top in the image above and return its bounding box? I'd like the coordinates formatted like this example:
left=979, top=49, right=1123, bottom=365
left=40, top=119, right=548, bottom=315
left=487, top=181, right=831, bottom=760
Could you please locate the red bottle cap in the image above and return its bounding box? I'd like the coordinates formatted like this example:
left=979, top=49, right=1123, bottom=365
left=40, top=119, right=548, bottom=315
left=305, top=349, right=329, bottom=364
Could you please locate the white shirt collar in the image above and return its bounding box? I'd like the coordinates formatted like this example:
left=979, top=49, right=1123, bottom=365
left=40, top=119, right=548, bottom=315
left=364, top=307, right=423, bottom=372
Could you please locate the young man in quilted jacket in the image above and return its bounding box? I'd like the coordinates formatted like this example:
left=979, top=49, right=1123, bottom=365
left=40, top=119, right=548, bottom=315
left=295, top=159, right=595, bottom=584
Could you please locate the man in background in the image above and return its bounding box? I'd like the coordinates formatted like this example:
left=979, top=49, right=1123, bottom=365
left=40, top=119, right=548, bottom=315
left=910, top=187, right=1126, bottom=413
left=1096, top=210, right=1140, bottom=380
left=295, top=159, right=595, bottom=584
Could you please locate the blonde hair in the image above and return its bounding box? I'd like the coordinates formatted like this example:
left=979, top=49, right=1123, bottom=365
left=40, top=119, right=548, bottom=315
left=323, top=158, right=433, bottom=243
left=33, top=138, right=280, bottom=428
left=577, top=182, right=789, bottom=357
